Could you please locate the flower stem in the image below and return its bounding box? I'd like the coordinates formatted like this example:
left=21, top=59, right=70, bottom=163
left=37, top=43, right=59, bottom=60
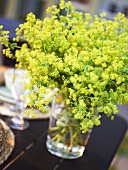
left=69, top=126, right=73, bottom=150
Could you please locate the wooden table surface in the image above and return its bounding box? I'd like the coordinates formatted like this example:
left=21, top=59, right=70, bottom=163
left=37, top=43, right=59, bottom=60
left=0, top=113, right=127, bottom=170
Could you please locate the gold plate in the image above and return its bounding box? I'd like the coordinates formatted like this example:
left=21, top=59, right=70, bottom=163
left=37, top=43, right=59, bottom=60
left=0, top=119, right=15, bottom=165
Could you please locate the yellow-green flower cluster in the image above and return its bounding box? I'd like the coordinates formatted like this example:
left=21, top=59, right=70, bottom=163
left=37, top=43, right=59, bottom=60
left=0, top=25, right=9, bottom=47
left=1, top=0, right=128, bottom=133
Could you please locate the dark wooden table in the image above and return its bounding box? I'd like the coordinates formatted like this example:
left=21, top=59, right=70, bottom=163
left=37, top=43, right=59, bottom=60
left=0, top=113, right=127, bottom=170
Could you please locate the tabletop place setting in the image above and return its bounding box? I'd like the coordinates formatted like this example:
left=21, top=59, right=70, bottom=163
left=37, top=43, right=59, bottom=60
left=0, top=67, right=50, bottom=118
left=0, top=66, right=51, bottom=165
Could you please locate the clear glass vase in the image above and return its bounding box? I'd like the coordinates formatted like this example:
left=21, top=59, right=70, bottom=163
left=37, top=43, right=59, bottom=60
left=46, top=97, right=92, bottom=159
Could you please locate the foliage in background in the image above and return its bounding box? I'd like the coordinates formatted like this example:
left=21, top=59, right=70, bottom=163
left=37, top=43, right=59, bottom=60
left=117, top=134, right=128, bottom=156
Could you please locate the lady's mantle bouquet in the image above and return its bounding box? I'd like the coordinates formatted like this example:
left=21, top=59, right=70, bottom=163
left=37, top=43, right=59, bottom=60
left=1, top=0, right=128, bottom=133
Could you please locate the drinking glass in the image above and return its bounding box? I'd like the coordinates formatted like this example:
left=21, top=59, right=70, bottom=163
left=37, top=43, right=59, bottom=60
left=6, top=69, right=29, bottom=130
